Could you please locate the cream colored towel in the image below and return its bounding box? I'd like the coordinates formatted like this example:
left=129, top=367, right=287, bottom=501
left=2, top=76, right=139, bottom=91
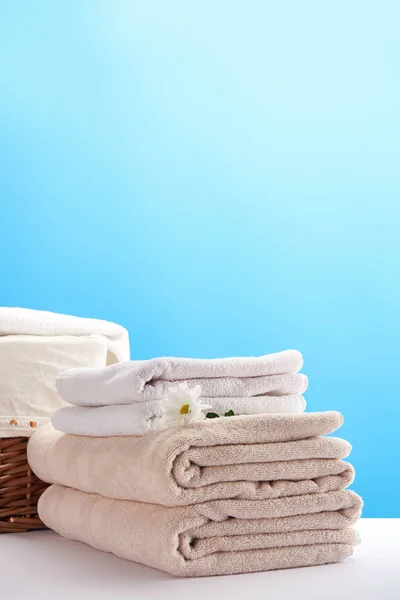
left=0, top=335, right=107, bottom=437
left=0, top=307, right=130, bottom=437
left=38, top=485, right=362, bottom=577
left=29, top=412, right=353, bottom=506
left=0, top=307, right=130, bottom=365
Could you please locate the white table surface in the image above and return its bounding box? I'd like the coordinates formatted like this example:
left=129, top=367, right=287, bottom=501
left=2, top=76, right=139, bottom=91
left=0, top=519, right=398, bottom=599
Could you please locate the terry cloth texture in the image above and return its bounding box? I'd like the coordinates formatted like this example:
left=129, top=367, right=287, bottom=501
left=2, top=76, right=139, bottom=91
left=38, top=485, right=362, bottom=577
left=50, top=394, right=306, bottom=436
left=28, top=412, right=353, bottom=506
left=55, top=350, right=305, bottom=406
left=52, top=350, right=307, bottom=435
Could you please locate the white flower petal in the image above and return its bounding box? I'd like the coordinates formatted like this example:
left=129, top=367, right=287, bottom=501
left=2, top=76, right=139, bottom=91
left=159, top=382, right=208, bottom=427
left=165, top=389, right=181, bottom=401
left=191, top=385, right=202, bottom=401
left=163, top=395, right=182, bottom=407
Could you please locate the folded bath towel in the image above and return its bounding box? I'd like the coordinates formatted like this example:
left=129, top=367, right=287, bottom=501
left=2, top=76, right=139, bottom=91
left=38, top=485, right=362, bottom=577
left=51, top=350, right=307, bottom=435
left=51, top=394, right=306, bottom=436
left=0, top=335, right=108, bottom=437
left=55, top=350, right=304, bottom=407
left=29, top=412, right=353, bottom=506
left=0, top=307, right=130, bottom=365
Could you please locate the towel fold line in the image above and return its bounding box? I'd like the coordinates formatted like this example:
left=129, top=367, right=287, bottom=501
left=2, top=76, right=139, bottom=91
left=28, top=412, right=347, bottom=507
left=38, top=485, right=362, bottom=577
left=55, top=349, right=304, bottom=407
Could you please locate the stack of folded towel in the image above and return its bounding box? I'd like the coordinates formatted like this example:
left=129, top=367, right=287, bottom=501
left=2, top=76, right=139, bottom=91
left=0, top=307, right=130, bottom=437
left=51, top=350, right=308, bottom=435
left=28, top=351, right=362, bottom=577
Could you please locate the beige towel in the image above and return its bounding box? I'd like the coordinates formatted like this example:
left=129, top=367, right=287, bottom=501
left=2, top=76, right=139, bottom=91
left=28, top=412, right=353, bottom=506
left=38, top=485, right=362, bottom=577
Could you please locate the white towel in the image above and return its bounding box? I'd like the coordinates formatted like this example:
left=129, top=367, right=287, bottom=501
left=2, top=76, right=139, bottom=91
left=51, top=395, right=306, bottom=436
left=0, top=307, right=130, bottom=365
left=51, top=350, right=306, bottom=436
left=56, top=350, right=305, bottom=407
left=0, top=307, right=130, bottom=437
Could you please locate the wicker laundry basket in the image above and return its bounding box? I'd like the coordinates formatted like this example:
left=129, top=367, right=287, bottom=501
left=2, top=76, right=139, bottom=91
left=0, top=436, right=48, bottom=533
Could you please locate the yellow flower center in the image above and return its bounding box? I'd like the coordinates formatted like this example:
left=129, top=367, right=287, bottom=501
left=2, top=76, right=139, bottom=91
left=180, top=404, right=190, bottom=415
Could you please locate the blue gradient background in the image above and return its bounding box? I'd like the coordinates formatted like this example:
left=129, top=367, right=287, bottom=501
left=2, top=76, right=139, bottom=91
left=1, top=2, right=399, bottom=516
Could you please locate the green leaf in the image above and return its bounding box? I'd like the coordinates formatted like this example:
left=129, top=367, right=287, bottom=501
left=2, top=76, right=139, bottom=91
left=224, top=410, right=235, bottom=417
left=206, top=412, right=220, bottom=419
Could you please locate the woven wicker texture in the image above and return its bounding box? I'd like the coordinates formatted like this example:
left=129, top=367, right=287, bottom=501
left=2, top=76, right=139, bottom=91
left=0, top=437, right=48, bottom=533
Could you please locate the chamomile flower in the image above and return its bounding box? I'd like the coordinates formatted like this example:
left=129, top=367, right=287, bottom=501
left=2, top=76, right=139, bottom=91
left=160, top=382, right=211, bottom=426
